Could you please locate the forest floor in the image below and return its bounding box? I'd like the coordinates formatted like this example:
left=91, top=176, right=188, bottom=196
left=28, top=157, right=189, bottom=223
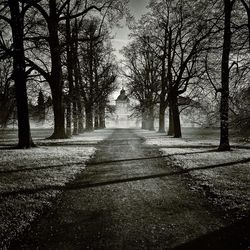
left=0, top=128, right=249, bottom=249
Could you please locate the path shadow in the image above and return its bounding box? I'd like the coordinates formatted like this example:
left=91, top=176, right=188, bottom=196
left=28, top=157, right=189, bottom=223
left=0, top=149, right=237, bottom=174
left=87, top=149, right=250, bottom=167
left=0, top=142, right=98, bottom=149
left=171, top=214, right=250, bottom=250
left=0, top=161, right=85, bottom=174
left=159, top=145, right=250, bottom=150
left=36, top=142, right=98, bottom=147
left=158, top=145, right=216, bottom=149
left=1, top=157, right=250, bottom=198
left=87, top=149, right=217, bottom=166
left=0, top=146, right=18, bottom=150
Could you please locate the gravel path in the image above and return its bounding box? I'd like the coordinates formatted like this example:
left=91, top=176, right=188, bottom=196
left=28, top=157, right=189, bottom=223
left=9, top=129, right=244, bottom=249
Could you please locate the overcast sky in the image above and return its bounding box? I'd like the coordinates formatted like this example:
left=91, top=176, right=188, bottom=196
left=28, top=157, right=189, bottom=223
left=112, top=0, right=149, bottom=60
left=110, top=0, right=149, bottom=100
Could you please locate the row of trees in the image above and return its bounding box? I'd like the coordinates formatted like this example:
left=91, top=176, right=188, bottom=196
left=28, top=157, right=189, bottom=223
left=122, top=0, right=250, bottom=151
left=0, top=0, right=128, bottom=148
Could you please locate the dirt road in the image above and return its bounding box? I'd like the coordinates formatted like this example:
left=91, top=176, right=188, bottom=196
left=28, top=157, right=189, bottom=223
left=9, top=129, right=247, bottom=249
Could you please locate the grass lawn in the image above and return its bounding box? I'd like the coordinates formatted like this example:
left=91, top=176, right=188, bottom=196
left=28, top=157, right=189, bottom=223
left=136, top=129, right=250, bottom=221
left=0, top=129, right=113, bottom=249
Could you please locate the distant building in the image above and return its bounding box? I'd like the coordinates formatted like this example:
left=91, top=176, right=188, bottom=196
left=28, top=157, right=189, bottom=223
left=106, top=88, right=138, bottom=128
left=114, top=88, right=131, bottom=127
left=115, top=88, right=130, bottom=127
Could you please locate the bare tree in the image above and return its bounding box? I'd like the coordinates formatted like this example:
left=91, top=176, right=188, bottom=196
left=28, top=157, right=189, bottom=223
left=122, top=35, right=161, bottom=130
left=218, top=0, right=236, bottom=151
left=78, top=18, right=117, bottom=131
left=0, top=0, right=34, bottom=148
left=0, top=58, right=15, bottom=128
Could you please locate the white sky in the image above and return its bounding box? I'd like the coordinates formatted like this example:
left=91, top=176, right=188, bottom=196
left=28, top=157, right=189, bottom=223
left=110, top=0, right=149, bottom=100
left=110, top=0, right=149, bottom=101
left=111, top=0, right=149, bottom=61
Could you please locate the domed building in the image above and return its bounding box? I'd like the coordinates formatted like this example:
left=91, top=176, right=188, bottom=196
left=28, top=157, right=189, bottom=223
left=114, top=88, right=131, bottom=127
left=105, top=88, right=139, bottom=128
left=116, top=88, right=130, bottom=110
left=112, top=88, right=139, bottom=128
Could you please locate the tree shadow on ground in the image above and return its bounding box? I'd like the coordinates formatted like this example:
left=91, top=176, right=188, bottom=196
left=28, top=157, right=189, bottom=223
left=0, top=149, right=240, bottom=175
left=0, top=146, right=17, bottom=150
left=158, top=145, right=217, bottom=149
left=0, top=142, right=98, bottom=149
left=1, top=157, right=250, bottom=198
left=171, top=214, right=250, bottom=250
left=158, top=145, right=250, bottom=150
left=36, top=142, right=98, bottom=147
left=0, top=161, right=85, bottom=174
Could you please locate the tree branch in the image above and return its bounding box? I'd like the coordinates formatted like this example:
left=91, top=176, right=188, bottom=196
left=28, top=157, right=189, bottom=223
left=0, top=14, right=11, bottom=25
left=59, top=5, right=102, bottom=21
left=25, top=57, right=51, bottom=82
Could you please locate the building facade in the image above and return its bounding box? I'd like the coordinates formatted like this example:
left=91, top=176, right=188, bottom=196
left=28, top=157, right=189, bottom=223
left=114, top=88, right=131, bottom=127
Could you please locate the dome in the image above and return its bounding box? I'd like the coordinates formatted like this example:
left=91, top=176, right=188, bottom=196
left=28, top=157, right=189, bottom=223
left=116, top=88, right=129, bottom=102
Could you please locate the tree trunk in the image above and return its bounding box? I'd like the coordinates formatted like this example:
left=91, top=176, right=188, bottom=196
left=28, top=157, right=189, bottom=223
left=77, top=101, right=84, bottom=133
left=171, top=93, right=182, bottom=138
left=72, top=20, right=83, bottom=133
left=148, top=105, right=155, bottom=131
left=99, top=104, right=106, bottom=129
left=219, top=0, right=233, bottom=151
left=48, top=0, right=66, bottom=139
left=8, top=0, right=34, bottom=148
left=94, top=109, right=99, bottom=129
left=158, top=102, right=166, bottom=133
left=50, top=84, right=66, bottom=138
left=85, top=35, right=95, bottom=132
left=73, top=101, right=78, bottom=135
left=141, top=111, right=147, bottom=129
left=65, top=6, right=74, bottom=137
left=66, top=101, right=72, bottom=137
left=85, top=104, right=93, bottom=131
left=167, top=28, right=174, bottom=137
left=158, top=26, right=168, bottom=133
left=168, top=106, right=174, bottom=136
left=145, top=118, right=151, bottom=130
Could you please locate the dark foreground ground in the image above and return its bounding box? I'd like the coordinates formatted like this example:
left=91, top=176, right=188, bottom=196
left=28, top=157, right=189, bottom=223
left=8, top=129, right=249, bottom=249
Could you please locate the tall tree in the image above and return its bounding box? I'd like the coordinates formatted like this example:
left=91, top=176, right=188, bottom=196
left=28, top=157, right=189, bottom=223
left=24, top=0, right=128, bottom=138
left=1, top=0, right=34, bottom=148
left=78, top=18, right=117, bottom=131
left=72, top=19, right=85, bottom=133
left=122, top=36, right=161, bottom=130
left=65, top=2, right=74, bottom=137
left=218, top=0, right=236, bottom=151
